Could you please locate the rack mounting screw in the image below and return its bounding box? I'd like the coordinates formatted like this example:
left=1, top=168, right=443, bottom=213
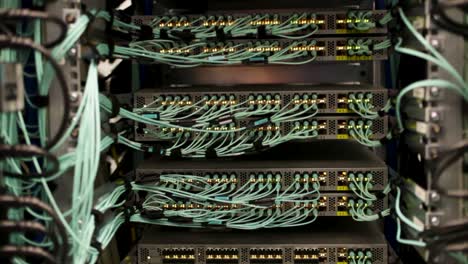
left=430, top=216, right=440, bottom=226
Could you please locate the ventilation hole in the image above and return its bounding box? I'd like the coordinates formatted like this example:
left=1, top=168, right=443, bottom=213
left=329, top=197, right=336, bottom=212
left=285, top=248, right=292, bottom=264
left=197, top=248, right=205, bottom=263
left=328, top=15, right=335, bottom=30
left=284, top=94, right=291, bottom=105
left=329, top=120, right=336, bottom=135
left=327, top=41, right=335, bottom=56
left=372, top=248, right=384, bottom=262
left=140, top=248, right=149, bottom=263
left=375, top=198, right=385, bottom=211
left=241, top=248, right=249, bottom=264
left=371, top=170, right=385, bottom=188
left=328, top=171, right=336, bottom=187
left=373, top=93, right=385, bottom=109
left=136, top=96, right=146, bottom=108
left=372, top=119, right=385, bottom=136
left=328, top=248, right=336, bottom=262
left=329, top=94, right=336, bottom=110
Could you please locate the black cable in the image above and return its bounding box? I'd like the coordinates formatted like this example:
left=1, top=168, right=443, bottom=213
left=430, top=139, right=468, bottom=198
left=0, top=220, right=60, bottom=258
left=0, top=144, right=60, bottom=178
left=0, top=245, right=56, bottom=264
left=0, top=8, right=67, bottom=48
left=0, top=195, right=68, bottom=264
left=0, top=35, right=70, bottom=152
left=432, top=0, right=468, bottom=38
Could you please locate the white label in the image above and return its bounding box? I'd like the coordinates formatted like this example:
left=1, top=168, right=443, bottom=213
left=416, top=121, right=429, bottom=134
left=412, top=87, right=425, bottom=99
left=116, top=0, right=132, bottom=10
left=412, top=182, right=428, bottom=204
left=412, top=216, right=425, bottom=229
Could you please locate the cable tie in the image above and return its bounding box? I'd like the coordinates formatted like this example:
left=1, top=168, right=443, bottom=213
left=123, top=177, right=133, bottom=197
left=107, top=94, right=121, bottom=119
left=91, top=239, right=103, bottom=254
left=378, top=211, right=384, bottom=219
left=82, top=44, right=101, bottom=61
left=30, top=95, right=49, bottom=108
left=257, top=25, right=267, bottom=39
left=123, top=206, right=134, bottom=223
left=107, top=37, right=115, bottom=58
left=377, top=110, right=387, bottom=117
left=91, top=209, right=105, bottom=225
left=83, top=10, right=96, bottom=24
left=106, top=11, right=115, bottom=34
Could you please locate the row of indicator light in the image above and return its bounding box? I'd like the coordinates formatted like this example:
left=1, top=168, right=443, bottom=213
left=163, top=255, right=195, bottom=260
left=158, top=44, right=326, bottom=55
left=293, top=172, right=328, bottom=184
left=250, top=254, right=283, bottom=260
left=158, top=22, right=191, bottom=28
left=254, top=125, right=281, bottom=132
left=204, top=100, right=237, bottom=106
left=203, top=47, right=237, bottom=53
left=159, top=48, right=192, bottom=54
left=291, top=19, right=325, bottom=25
left=337, top=120, right=372, bottom=130
left=336, top=45, right=364, bottom=51
left=250, top=19, right=281, bottom=25
left=290, top=46, right=324, bottom=52
left=207, top=254, right=239, bottom=260
left=337, top=172, right=374, bottom=182
left=162, top=203, right=239, bottom=210
left=247, top=46, right=282, bottom=52
left=336, top=18, right=372, bottom=24
left=248, top=174, right=282, bottom=183
left=155, top=14, right=371, bottom=28
left=292, top=98, right=324, bottom=105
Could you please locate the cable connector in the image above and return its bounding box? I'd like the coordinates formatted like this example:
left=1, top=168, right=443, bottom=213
left=242, top=55, right=269, bottom=64
left=209, top=115, right=235, bottom=126
left=248, top=116, right=272, bottom=128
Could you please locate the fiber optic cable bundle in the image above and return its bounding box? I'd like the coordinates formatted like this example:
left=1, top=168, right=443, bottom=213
left=385, top=3, right=468, bottom=263
left=102, top=92, right=390, bottom=156
left=0, top=4, right=116, bottom=263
